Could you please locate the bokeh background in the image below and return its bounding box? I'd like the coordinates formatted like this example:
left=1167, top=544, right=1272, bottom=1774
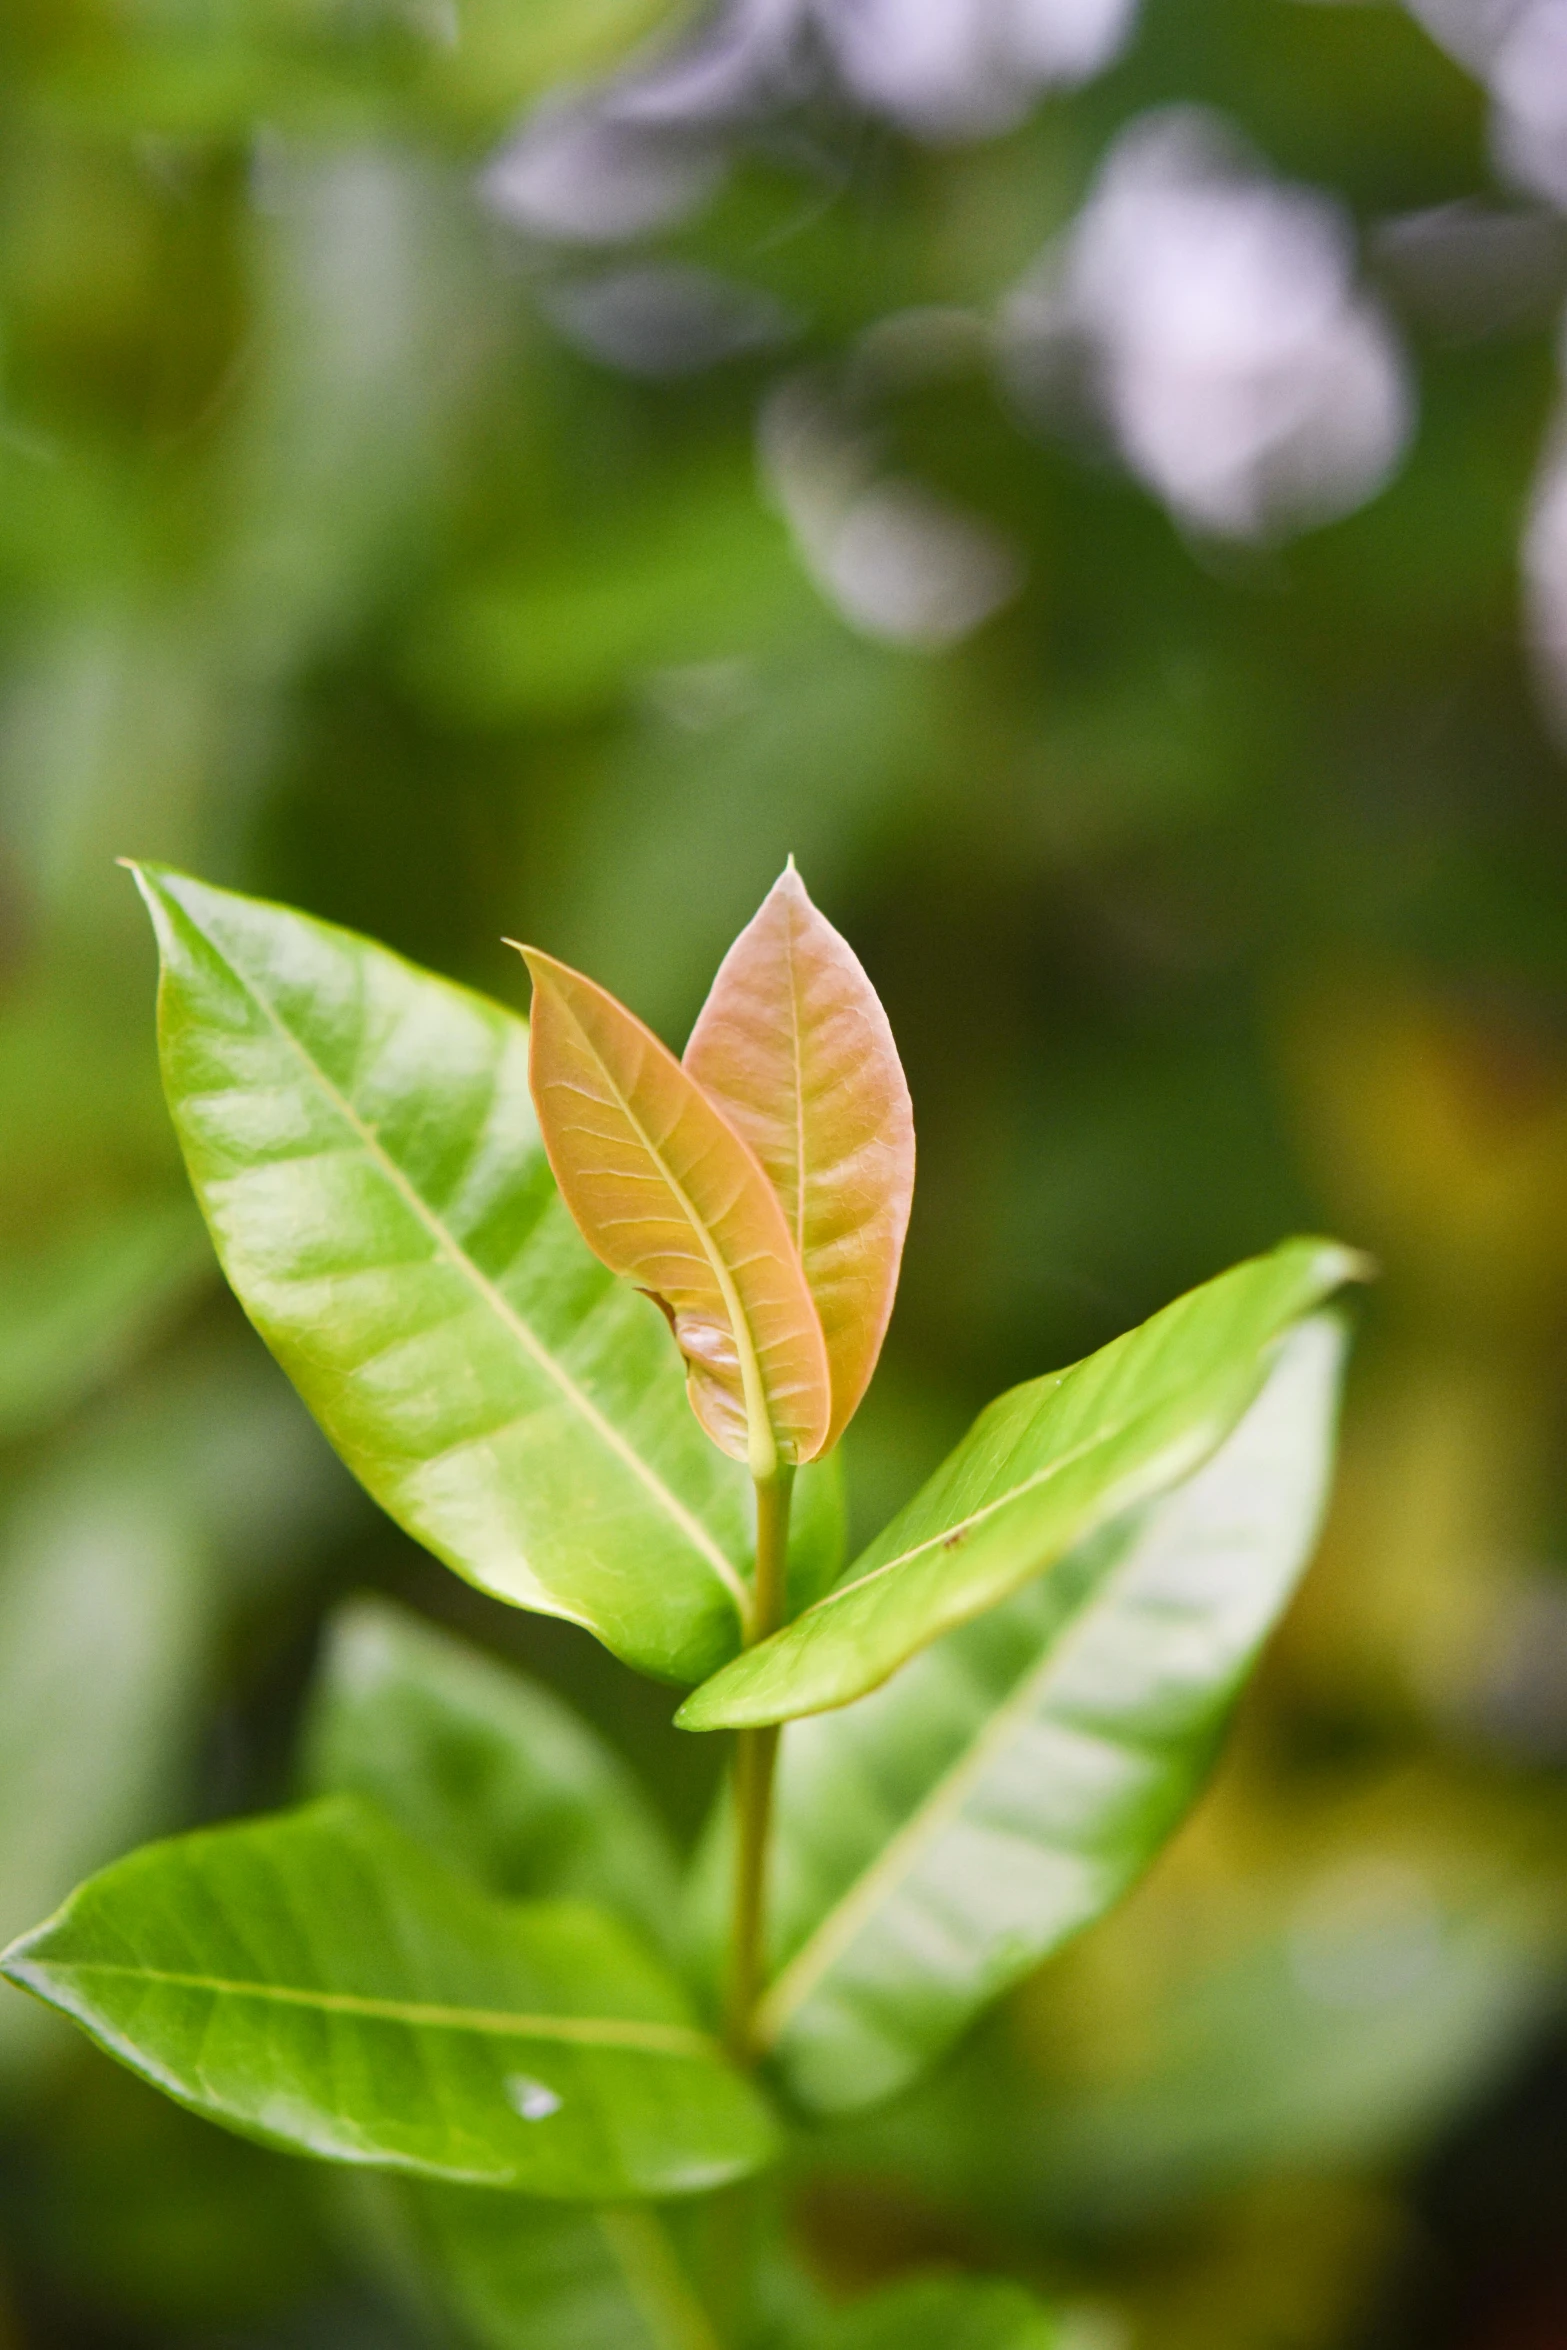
left=6, top=0, right=1567, bottom=2342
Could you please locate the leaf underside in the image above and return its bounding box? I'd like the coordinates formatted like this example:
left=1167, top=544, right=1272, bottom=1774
left=742, top=1315, right=1347, bottom=2114
left=677, top=1238, right=1365, bottom=1729
left=0, top=1798, right=777, bottom=2201
left=131, top=865, right=759, bottom=1686
left=520, top=945, right=831, bottom=1473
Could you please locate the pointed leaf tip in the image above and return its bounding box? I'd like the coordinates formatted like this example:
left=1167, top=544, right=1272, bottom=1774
left=685, top=866, right=914, bottom=1450
left=515, top=944, right=831, bottom=1478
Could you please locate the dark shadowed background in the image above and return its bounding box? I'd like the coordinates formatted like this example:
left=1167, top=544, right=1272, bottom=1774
left=5, top=0, right=1567, bottom=2342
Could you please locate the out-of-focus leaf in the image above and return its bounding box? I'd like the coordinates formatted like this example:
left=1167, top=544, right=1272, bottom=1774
left=0, top=1194, right=208, bottom=1442
left=397, top=2182, right=723, bottom=2350
left=300, top=1596, right=680, bottom=1945
left=1008, top=1776, right=1567, bottom=2225
left=678, top=1241, right=1365, bottom=1729
left=405, top=464, right=810, bottom=726
left=131, top=866, right=757, bottom=1686
left=0, top=1428, right=214, bottom=2088
left=1, top=1798, right=779, bottom=2200
left=821, top=2274, right=1062, bottom=2349
left=689, top=1319, right=1346, bottom=2114
left=520, top=945, right=831, bottom=1479
left=0, top=1333, right=354, bottom=2093
left=685, top=862, right=915, bottom=1452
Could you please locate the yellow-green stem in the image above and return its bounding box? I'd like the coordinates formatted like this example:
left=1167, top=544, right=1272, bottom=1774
left=724, top=1466, right=793, bottom=2064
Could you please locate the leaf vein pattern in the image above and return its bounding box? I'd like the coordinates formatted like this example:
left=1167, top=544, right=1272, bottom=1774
left=565, top=1007, right=786, bottom=1471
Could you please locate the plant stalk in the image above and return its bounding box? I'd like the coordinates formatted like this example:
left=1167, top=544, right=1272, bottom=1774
left=723, top=1465, right=793, bottom=2064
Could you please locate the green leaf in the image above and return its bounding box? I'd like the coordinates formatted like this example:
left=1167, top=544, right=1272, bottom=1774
left=0, top=1799, right=777, bottom=2200
left=821, top=2274, right=1063, bottom=2350
left=696, top=1316, right=1347, bottom=2115
left=300, top=1596, right=680, bottom=1946
left=677, top=1240, right=1365, bottom=1730
left=129, top=864, right=759, bottom=1686
left=1015, top=1778, right=1567, bottom=2222
left=0, top=1342, right=341, bottom=2092
left=394, top=2182, right=725, bottom=2350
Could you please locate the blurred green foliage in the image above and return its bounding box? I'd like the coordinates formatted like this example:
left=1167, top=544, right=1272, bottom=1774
left=6, top=0, right=1567, bottom=2342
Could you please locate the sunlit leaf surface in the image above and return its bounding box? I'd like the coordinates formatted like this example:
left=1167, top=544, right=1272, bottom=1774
left=685, top=861, right=914, bottom=1450
left=742, top=1317, right=1346, bottom=2113
left=678, top=1240, right=1365, bottom=1728
left=520, top=945, right=831, bottom=1476
left=132, top=866, right=757, bottom=1685
left=0, top=1799, right=778, bottom=2200
left=300, top=1597, right=680, bottom=1946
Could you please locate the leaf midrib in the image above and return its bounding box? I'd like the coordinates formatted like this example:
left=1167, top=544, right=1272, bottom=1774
left=30, top=1962, right=714, bottom=2055
left=186, top=905, right=748, bottom=1618
left=586, top=1029, right=775, bottom=1473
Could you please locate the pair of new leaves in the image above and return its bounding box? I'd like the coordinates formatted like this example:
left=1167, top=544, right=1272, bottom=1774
left=520, top=861, right=913, bottom=1492
left=0, top=868, right=1362, bottom=2265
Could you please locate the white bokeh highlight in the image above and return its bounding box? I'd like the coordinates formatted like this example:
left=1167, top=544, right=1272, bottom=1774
left=1003, top=109, right=1413, bottom=539
left=1404, top=0, right=1567, bottom=212
left=483, top=0, right=1145, bottom=251
left=761, top=373, right=1025, bottom=646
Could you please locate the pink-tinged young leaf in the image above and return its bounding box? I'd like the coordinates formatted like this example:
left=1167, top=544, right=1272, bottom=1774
left=684, top=863, right=914, bottom=1451
left=516, top=948, right=831, bottom=1482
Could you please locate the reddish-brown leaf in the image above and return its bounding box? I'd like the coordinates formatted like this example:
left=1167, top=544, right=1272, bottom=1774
left=517, top=946, right=832, bottom=1479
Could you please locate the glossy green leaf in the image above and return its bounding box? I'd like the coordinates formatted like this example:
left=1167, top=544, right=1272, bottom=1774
left=677, top=1239, right=1365, bottom=1730
left=0, top=1799, right=777, bottom=2200
left=684, top=861, right=915, bottom=1450
left=518, top=945, right=831, bottom=1478
left=725, top=1315, right=1347, bottom=2113
left=821, top=2274, right=1062, bottom=2350
left=130, top=864, right=759, bottom=1686
left=300, top=1596, right=680, bottom=1945
left=395, top=2182, right=724, bottom=2350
